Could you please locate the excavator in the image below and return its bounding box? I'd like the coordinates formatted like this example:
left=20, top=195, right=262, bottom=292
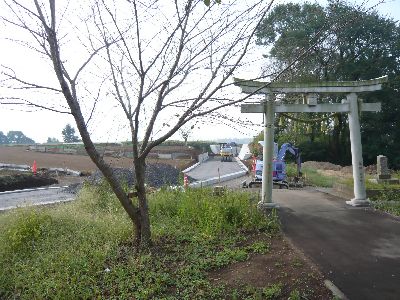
left=247, top=142, right=302, bottom=189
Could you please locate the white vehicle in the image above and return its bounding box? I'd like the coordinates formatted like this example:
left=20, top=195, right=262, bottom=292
left=220, top=145, right=234, bottom=162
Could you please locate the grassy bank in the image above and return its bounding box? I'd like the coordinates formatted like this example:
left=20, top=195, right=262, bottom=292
left=286, top=164, right=339, bottom=187
left=0, top=183, right=331, bottom=299
left=339, top=175, right=400, bottom=216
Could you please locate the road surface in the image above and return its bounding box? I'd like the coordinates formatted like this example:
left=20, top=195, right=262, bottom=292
left=0, top=187, right=76, bottom=211
left=185, top=156, right=244, bottom=181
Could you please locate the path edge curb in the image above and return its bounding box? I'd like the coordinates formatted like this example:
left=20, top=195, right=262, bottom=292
left=324, top=279, right=348, bottom=300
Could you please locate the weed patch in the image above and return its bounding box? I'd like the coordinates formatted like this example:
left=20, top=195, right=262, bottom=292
left=0, top=184, right=332, bottom=299
left=372, top=201, right=400, bottom=216
left=263, top=283, right=283, bottom=299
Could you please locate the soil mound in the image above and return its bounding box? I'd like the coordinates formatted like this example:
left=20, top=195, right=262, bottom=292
left=0, top=174, right=58, bottom=192
left=302, top=161, right=343, bottom=171
left=302, top=161, right=377, bottom=177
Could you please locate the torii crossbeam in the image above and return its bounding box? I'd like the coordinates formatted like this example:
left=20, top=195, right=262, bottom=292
left=234, top=76, right=388, bottom=208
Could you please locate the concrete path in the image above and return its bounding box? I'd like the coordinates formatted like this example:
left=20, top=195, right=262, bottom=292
left=0, top=187, right=75, bottom=211
left=185, top=156, right=244, bottom=181
left=273, top=189, right=400, bottom=300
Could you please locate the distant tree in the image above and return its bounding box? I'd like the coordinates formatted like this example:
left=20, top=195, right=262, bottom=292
left=249, top=131, right=263, bottom=157
left=6, top=131, right=35, bottom=144
left=62, top=124, right=80, bottom=143
left=47, top=137, right=60, bottom=143
left=0, top=131, right=8, bottom=144
left=179, top=125, right=194, bottom=146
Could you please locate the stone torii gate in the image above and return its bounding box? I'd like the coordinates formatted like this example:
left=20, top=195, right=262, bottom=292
left=234, top=76, right=388, bottom=208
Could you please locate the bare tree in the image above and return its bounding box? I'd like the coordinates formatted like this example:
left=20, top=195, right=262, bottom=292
left=1, top=0, right=274, bottom=248
left=179, top=125, right=195, bottom=146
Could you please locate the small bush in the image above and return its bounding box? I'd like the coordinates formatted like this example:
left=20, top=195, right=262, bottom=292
left=263, top=283, right=283, bottom=299
left=370, top=186, right=400, bottom=201
left=4, top=210, right=52, bottom=254
left=246, top=241, right=270, bottom=254
left=149, top=188, right=279, bottom=238
left=77, top=180, right=125, bottom=213
left=288, top=289, right=301, bottom=300
left=373, top=201, right=400, bottom=216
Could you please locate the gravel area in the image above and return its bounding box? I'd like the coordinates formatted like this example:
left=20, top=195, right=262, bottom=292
left=89, top=163, right=195, bottom=188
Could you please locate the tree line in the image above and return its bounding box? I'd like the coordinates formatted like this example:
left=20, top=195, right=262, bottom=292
left=0, top=131, right=35, bottom=145
left=0, top=124, right=80, bottom=145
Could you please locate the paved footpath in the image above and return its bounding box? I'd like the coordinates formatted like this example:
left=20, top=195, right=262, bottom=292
left=273, top=189, right=400, bottom=300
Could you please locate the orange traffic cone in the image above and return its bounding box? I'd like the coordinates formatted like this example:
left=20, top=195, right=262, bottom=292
left=32, top=160, right=37, bottom=175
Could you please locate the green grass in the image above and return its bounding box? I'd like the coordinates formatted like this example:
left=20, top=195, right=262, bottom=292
left=339, top=175, right=400, bottom=191
left=337, top=174, right=400, bottom=216
left=286, top=163, right=339, bottom=187
left=372, top=201, right=400, bottom=216
left=0, top=182, right=280, bottom=299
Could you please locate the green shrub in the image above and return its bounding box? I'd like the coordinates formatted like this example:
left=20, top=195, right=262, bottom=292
left=288, top=289, right=301, bottom=300
left=246, top=241, right=270, bottom=254
left=149, top=188, right=279, bottom=238
left=207, top=248, right=249, bottom=269
left=77, top=180, right=125, bottom=213
left=370, top=186, right=400, bottom=201
left=4, top=210, right=52, bottom=254
left=372, top=201, right=400, bottom=216
left=263, top=283, right=283, bottom=299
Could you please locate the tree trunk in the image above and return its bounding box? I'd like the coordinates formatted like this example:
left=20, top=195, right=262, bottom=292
left=77, top=127, right=142, bottom=246
left=38, top=4, right=143, bottom=249
left=134, top=158, right=152, bottom=247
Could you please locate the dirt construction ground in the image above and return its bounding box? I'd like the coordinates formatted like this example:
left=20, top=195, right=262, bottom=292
left=0, top=146, right=193, bottom=172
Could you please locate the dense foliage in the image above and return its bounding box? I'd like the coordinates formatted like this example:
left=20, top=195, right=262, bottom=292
left=256, top=1, right=400, bottom=168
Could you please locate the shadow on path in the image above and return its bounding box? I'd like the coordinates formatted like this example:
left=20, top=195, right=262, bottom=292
left=273, top=189, right=400, bottom=300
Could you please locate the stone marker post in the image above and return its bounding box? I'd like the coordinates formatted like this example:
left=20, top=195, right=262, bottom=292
left=377, top=155, right=390, bottom=180
left=372, top=155, right=399, bottom=184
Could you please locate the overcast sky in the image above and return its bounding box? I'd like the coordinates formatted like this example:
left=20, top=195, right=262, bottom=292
left=0, top=0, right=399, bottom=144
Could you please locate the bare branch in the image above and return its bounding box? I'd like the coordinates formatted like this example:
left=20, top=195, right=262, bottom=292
left=0, top=97, right=71, bottom=114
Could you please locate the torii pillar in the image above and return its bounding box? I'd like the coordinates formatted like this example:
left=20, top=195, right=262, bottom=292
left=261, top=94, right=277, bottom=209
left=234, top=76, right=388, bottom=208
left=346, top=92, right=367, bottom=205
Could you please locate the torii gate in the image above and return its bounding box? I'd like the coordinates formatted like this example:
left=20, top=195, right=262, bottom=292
left=234, top=76, right=388, bottom=208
